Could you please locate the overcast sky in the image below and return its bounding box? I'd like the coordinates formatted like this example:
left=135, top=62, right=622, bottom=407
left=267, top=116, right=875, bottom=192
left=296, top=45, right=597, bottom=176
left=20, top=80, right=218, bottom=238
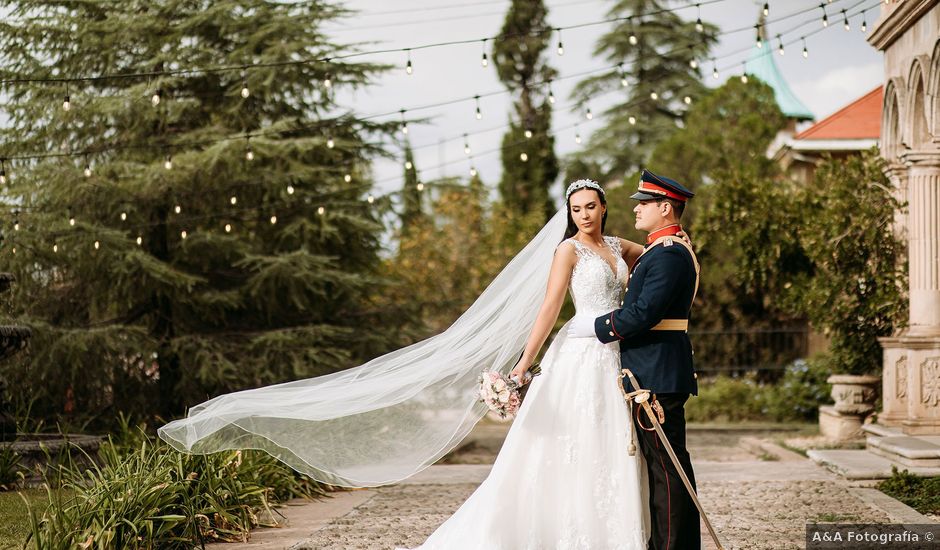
left=323, top=0, right=884, bottom=200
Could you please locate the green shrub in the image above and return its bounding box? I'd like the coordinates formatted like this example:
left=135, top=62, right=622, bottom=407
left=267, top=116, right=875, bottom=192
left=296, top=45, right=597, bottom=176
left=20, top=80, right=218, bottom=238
left=877, top=467, right=940, bottom=516
left=25, top=431, right=329, bottom=549
left=688, top=358, right=831, bottom=423
left=0, top=446, right=24, bottom=490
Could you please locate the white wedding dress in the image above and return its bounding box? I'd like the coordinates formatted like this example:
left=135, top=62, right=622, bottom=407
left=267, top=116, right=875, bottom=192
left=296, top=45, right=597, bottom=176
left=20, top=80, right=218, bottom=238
left=407, top=236, right=649, bottom=550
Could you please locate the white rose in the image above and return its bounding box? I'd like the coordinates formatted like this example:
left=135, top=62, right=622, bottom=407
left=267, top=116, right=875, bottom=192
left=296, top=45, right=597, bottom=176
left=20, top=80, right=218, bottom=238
left=498, top=390, right=510, bottom=403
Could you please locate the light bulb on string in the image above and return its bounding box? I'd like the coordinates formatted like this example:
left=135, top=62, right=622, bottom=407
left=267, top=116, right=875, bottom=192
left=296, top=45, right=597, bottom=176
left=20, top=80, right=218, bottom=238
left=740, top=62, right=748, bottom=83
left=762, top=2, right=769, bottom=16
left=650, top=91, right=658, bottom=101
left=286, top=184, right=295, bottom=194
left=689, top=59, right=698, bottom=70
left=344, top=173, right=352, bottom=183
left=405, top=49, right=413, bottom=75
left=400, top=109, right=408, bottom=135
left=53, top=243, right=58, bottom=253
left=628, top=115, right=637, bottom=125
left=842, top=10, right=850, bottom=30
left=620, top=64, right=629, bottom=87
left=474, top=95, right=482, bottom=120
left=0, top=160, right=6, bottom=184
left=68, top=208, right=75, bottom=226
left=327, top=136, right=335, bottom=148
left=695, top=3, right=704, bottom=32
left=556, top=28, right=564, bottom=56
left=628, top=31, right=637, bottom=46
left=405, top=160, right=413, bottom=170
left=802, top=37, right=809, bottom=58
left=469, top=165, right=478, bottom=177
left=317, top=206, right=325, bottom=215
left=270, top=215, right=277, bottom=224
left=464, top=134, right=471, bottom=155
left=367, top=194, right=375, bottom=204
left=13, top=211, right=19, bottom=232
left=520, top=152, right=528, bottom=162
left=174, top=204, right=181, bottom=214
left=416, top=182, right=424, bottom=191
left=755, top=25, right=762, bottom=48
left=524, top=129, right=533, bottom=139
left=230, top=196, right=237, bottom=205
left=575, top=124, right=582, bottom=144
left=120, top=211, right=127, bottom=221
left=244, top=135, right=254, bottom=161
left=136, top=235, right=142, bottom=246
left=585, top=107, right=593, bottom=120
left=481, top=39, right=488, bottom=67
left=83, top=156, right=92, bottom=177
left=225, top=223, right=232, bottom=233
left=181, top=230, right=188, bottom=239
left=241, top=73, right=250, bottom=98
left=684, top=96, right=692, bottom=105
left=151, top=89, right=161, bottom=106
left=547, top=81, right=556, bottom=104
left=821, top=8, right=828, bottom=28
left=164, top=155, right=173, bottom=170
left=777, top=35, right=785, bottom=55
left=63, top=83, right=71, bottom=111
left=861, top=18, right=867, bottom=32
left=712, top=61, right=719, bottom=80
left=323, top=73, right=332, bottom=89
left=94, top=240, right=100, bottom=250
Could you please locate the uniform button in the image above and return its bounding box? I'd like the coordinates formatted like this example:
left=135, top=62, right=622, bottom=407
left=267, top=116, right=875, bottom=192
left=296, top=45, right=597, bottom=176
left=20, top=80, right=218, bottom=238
left=609, top=331, right=615, bottom=337
left=605, top=319, right=610, bottom=325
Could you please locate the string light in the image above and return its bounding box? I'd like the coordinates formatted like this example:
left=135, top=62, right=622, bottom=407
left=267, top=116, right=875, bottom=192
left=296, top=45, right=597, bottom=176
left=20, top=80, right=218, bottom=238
left=575, top=125, right=582, bottom=144
left=241, top=73, right=250, bottom=98
left=628, top=116, right=636, bottom=125
left=225, top=223, right=232, bottom=233
left=802, top=37, right=809, bottom=58
left=13, top=212, right=19, bottom=231
left=120, top=211, right=127, bottom=221
left=164, top=155, right=173, bottom=170
left=400, top=109, right=409, bottom=135
left=821, top=5, right=828, bottom=28
left=842, top=9, right=850, bottom=30
left=327, top=136, right=335, bottom=148
left=323, top=73, right=332, bottom=88
left=620, top=64, right=629, bottom=87
left=344, top=173, right=352, bottom=183
left=548, top=81, right=556, bottom=104
left=469, top=165, right=477, bottom=177
left=712, top=60, right=719, bottom=80
left=405, top=49, right=413, bottom=75
left=556, top=28, right=564, bottom=56
left=53, top=243, right=58, bottom=253
left=524, top=129, right=533, bottom=139
left=416, top=182, right=424, bottom=191
left=245, top=140, right=254, bottom=161
left=230, top=196, right=237, bottom=205
left=270, top=215, right=277, bottom=224
left=0, top=160, right=6, bottom=184
left=136, top=235, right=142, bottom=246
left=151, top=89, right=161, bottom=106
left=740, top=62, right=748, bottom=83
left=683, top=96, right=692, bottom=105
left=689, top=58, right=698, bottom=70
left=695, top=3, right=704, bottom=32
left=68, top=207, right=75, bottom=226
left=286, top=184, right=295, bottom=194
left=317, top=206, right=325, bottom=215
left=174, top=204, right=181, bottom=214
left=762, top=2, right=769, bottom=16
left=463, top=134, right=471, bottom=155
left=585, top=107, right=593, bottom=120
left=650, top=91, right=658, bottom=100
left=405, top=160, right=413, bottom=170
left=628, top=30, right=638, bottom=46
left=62, top=84, right=71, bottom=111
left=861, top=17, right=867, bottom=32
left=519, top=152, right=528, bottom=162
left=83, top=156, right=92, bottom=177
left=94, top=240, right=100, bottom=250
left=474, top=95, right=482, bottom=119
left=481, top=39, right=488, bottom=67
left=181, top=230, right=187, bottom=239
left=755, top=25, right=762, bottom=48
left=367, top=194, right=375, bottom=204
left=777, top=35, right=785, bottom=55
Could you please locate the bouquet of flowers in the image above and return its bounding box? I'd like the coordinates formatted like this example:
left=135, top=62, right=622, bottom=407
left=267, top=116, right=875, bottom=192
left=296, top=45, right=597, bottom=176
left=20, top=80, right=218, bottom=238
left=477, top=365, right=541, bottom=420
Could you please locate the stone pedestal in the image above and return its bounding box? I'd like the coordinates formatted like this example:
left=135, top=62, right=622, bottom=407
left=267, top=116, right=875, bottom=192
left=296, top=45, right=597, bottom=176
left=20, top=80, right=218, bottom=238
left=819, top=406, right=867, bottom=440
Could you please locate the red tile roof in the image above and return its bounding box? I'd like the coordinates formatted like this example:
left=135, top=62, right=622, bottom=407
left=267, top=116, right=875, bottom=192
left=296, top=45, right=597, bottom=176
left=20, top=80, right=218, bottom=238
left=794, top=86, right=882, bottom=140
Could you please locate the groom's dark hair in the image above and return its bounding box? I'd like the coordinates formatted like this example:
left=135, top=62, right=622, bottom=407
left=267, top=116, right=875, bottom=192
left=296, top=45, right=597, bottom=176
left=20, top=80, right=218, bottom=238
left=657, top=198, right=685, bottom=220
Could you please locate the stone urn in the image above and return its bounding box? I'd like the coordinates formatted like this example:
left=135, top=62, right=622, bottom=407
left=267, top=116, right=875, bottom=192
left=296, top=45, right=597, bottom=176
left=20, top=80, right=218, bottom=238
left=819, top=374, right=880, bottom=440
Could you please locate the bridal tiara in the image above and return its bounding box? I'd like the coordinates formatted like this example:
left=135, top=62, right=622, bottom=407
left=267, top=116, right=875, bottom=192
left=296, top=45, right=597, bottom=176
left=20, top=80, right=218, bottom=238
left=565, top=179, right=605, bottom=201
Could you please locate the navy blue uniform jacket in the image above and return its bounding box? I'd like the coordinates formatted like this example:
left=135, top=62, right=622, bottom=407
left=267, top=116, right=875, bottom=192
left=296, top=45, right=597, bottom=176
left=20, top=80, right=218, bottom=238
left=593, top=240, right=698, bottom=395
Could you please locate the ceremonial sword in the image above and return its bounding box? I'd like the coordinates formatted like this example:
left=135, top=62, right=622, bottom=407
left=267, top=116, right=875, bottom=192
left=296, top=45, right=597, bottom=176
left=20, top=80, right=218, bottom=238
left=619, top=368, right=725, bottom=550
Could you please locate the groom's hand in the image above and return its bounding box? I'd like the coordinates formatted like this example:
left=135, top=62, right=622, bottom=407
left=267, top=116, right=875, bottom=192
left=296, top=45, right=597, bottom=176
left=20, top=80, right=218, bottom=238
left=566, top=315, right=596, bottom=339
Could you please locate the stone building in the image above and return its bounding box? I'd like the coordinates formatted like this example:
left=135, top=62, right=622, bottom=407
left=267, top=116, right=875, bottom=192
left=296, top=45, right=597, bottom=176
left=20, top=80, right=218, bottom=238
left=812, top=0, right=940, bottom=478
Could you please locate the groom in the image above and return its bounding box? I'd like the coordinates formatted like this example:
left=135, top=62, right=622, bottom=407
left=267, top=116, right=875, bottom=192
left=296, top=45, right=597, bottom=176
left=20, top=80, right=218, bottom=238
left=569, top=169, right=701, bottom=550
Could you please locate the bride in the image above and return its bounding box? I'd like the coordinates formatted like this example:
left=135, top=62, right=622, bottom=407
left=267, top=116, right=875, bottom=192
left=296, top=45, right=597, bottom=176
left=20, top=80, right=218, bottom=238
left=159, top=179, right=659, bottom=548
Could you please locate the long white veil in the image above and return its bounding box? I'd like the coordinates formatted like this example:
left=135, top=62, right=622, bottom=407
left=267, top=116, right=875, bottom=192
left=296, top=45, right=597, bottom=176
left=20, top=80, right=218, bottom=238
left=158, top=208, right=568, bottom=488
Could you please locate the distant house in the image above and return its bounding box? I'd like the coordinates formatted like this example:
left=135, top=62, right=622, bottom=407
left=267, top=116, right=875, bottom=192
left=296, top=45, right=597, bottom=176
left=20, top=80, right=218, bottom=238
left=774, top=87, right=883, bottom=183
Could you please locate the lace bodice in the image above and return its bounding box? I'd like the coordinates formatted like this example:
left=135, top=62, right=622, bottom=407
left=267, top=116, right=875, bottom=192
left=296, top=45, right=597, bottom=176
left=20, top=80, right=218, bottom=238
left=565, top=236, right=628, bottom=316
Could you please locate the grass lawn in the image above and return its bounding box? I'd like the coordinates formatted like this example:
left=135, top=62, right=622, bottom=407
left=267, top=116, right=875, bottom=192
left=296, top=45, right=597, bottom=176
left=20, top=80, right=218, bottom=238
left=0, top=488, right=60, bottom=549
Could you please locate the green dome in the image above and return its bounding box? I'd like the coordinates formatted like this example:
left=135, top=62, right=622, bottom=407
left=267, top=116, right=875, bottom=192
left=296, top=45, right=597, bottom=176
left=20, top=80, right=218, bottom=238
left=745, top=45, right=815, bottom=121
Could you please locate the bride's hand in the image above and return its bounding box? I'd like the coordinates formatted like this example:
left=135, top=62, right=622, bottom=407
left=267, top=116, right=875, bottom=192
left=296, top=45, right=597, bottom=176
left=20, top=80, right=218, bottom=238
left=510, top=363, right=530, bottom=386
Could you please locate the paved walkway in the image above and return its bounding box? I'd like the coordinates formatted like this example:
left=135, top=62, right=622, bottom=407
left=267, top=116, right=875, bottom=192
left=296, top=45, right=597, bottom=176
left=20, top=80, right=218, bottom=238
left=212, top=424, right=935, bottom=550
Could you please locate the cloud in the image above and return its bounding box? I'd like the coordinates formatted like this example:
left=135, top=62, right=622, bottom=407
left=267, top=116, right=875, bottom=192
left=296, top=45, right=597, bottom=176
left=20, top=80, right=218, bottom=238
left=791, top=62, right=883, bottom=120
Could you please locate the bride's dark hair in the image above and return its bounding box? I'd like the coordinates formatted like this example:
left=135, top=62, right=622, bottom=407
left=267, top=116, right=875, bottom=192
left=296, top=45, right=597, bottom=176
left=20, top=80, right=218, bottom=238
left=563, top=187, right=608, bottom=240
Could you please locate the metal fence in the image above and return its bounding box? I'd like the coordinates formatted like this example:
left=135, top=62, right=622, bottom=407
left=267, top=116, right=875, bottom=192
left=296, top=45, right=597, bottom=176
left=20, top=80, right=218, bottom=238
left=689, top=327, right=810, bottom=378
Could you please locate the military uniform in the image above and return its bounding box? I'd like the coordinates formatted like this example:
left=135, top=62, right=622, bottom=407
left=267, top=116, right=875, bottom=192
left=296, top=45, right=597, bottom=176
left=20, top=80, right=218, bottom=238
left=594, top=169, right=701, bottom=550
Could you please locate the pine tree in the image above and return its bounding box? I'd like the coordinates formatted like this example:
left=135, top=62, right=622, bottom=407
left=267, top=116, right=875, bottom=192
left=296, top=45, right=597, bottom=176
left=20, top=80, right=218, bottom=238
left=0, top=0, right=402, bottom=423
left=570, top=0, right=718, bottom=181
left=492, top=0, right=559, bottom=222
left=400, top=141, right=425, bottom=230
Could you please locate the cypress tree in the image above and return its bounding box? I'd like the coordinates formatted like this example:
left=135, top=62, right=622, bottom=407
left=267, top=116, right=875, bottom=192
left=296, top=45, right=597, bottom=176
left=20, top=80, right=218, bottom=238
left=492, top=0, right=559, bottom=222
left=0, top=0, right=400, bottom=423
